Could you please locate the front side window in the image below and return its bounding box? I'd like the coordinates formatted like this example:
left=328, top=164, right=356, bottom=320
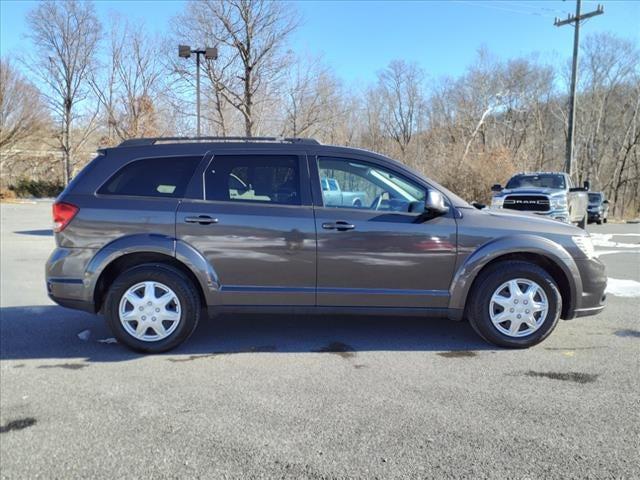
left=98, top=156, right=201, bottom=198
left=205, top=155, right=301, bottom=205
left=318, top=157, right=426, bottom=212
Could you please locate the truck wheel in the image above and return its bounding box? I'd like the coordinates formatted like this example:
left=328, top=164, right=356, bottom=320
left=596, top=219, right=602, bottom=225
left=104, top=264, right=201, bottom=353
left=603, top=217, right=607, bottom=223
left=467, top=261, right=561, bottom=348
left=577, top=214, right=587, bottom=229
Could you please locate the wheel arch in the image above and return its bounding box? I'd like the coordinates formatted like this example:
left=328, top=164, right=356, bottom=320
left=86, top=234, right=219, bottom=312
left=450, top=235, right=581, bottom=319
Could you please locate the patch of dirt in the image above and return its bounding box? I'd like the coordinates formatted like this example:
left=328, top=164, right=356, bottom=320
left=524, top=371, right=599, bottom=384
left=0, top=418, right=37, bottom=434
left=312, top=341, right=356, bottom=359
left=437, top=351, right=477, bottom=358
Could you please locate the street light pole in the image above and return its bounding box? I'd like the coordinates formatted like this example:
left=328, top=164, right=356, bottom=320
left=178, top=45, right=218, bottom=138
left=196, top=52, right=201, bottom=137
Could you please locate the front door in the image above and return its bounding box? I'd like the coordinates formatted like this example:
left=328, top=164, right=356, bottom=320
left=177, top=152, right=316, bottom=306
left=312, top=156, right=457, bottom=309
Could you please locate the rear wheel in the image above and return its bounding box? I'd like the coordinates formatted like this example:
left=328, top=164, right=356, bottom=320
left=467, top=261, right=561, bottom=348
left=104, top=264, right=201, bottom=353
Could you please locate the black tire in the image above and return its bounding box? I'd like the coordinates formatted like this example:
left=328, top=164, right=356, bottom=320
left=603, top=217, right=608, bottom=223
left=104, top=263, right=201, bottom=353
left=596, top=219, right=602, bottom=225
left=577, top=214, right=587, bottom=229
left=467, top=261, right=561, bottom=348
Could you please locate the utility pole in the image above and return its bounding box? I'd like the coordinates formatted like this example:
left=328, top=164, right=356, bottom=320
left=554, top=1, right=604, bottom=177
left=178, top=45, right=218, bottom=137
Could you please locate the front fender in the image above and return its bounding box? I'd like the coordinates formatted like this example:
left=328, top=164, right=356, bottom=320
left=449, top=234, right=582, bottom=314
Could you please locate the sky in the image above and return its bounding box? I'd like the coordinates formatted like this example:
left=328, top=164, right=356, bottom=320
left=1, top=0, right=638, bottom=85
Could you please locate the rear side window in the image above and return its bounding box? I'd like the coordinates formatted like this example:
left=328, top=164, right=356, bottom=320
left=98, top=156, right=201, bottom=198
left=205, top=155, right=300, bottom=205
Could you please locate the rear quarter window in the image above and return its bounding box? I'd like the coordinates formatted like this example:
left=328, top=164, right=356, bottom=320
left=98, top=156, right=201, bottom=198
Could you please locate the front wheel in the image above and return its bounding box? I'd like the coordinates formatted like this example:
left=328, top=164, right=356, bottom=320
left=467, top=261, right=561, bottom=348
left=104, top=264, right=201, bottom=353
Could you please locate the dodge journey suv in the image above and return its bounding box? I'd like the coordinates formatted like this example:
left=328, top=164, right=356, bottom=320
left=46, top=137, right=607, bottom=352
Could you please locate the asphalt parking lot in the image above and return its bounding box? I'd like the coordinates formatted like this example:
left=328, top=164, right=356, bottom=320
left=1, top=201, right=639, bottom=479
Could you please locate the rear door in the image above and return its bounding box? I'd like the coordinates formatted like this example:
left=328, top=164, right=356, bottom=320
left=311, top=155, right=457, bottom=309
left=176, top=150, right=317, bottom=306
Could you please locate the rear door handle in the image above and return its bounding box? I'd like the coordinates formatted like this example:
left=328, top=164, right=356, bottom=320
left=322, top=220, right=355, bottom=231
left=184, top=215, right=219, bottom=225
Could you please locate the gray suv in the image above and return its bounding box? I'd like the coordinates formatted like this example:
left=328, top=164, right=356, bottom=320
left=46, top=137, right=607, bottom=352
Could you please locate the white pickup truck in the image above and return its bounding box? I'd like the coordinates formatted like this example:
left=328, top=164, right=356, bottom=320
left=490, top=172, right=589, bottom=229
left=320, top=177, right=368, bottom=208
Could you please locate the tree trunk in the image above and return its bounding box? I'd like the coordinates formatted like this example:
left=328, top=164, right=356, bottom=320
left=62, top=97, right=72, bottom=185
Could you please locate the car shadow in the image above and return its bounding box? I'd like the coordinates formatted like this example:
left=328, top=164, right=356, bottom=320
left=0, top=305, right=494, bottom=363
left=14, top=229, right=53, bottom=236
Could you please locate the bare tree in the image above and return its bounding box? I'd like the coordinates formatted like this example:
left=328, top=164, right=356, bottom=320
left=0, top=59, right=45, bottom=150
left=25, top=0, right=101, bottom=184
left=375, top=60, right=425, bottom=156
left=280, top=55, right=344, bottom=138
left=187, top=0, right=298, bottom=137
left=93, top=17, right=166, bottom=144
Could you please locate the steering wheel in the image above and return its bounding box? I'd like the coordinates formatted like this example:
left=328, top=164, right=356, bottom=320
left=370, top=192, right=388, bottom=211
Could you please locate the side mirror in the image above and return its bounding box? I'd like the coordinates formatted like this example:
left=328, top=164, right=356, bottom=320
left=425, top=190, right=449, bottom=216
left=583, top=181, right=590, bottom=191
left=491, top=184, right=503, bottom=192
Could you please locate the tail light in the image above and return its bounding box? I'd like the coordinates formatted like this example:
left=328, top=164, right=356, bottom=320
left=52, top=202, right=79, bottom=233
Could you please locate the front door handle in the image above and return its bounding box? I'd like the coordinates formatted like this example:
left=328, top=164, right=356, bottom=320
left=184, top=215, right=219, bottom=225
left=322, top=220, right=355, bottom=231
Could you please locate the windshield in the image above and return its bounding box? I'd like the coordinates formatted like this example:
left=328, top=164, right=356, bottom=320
left=588, top=193, right=602, bottom=203
left=506, top=174, right=565, bottom=190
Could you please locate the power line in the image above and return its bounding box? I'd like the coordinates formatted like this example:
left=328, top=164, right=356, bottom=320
left=453, top=0, right=553, bottom=18
left=511, top=1, right=573, bottom=15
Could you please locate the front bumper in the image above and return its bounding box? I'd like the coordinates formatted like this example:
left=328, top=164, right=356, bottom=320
left=532, top=208, right=570, bottom=224
left=565, top=257, right=607, bottom=319
left=587, top=210, right=603, bottom=221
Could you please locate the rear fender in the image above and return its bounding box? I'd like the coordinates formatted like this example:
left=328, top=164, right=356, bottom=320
left=85, top=234, right=219, bottom=306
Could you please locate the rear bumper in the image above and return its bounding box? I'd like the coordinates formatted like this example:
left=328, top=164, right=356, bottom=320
left=46, top=247, right=96, bottom=313
left=48, top=292, right=96, bottom=313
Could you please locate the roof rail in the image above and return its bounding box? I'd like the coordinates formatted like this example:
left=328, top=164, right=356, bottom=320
left=117, top=136, right=320, bottom=148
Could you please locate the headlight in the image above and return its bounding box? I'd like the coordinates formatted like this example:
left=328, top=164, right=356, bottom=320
left=551, top=197, right=568, bottom=209
left=572, top=235, right=595, bottom=258
left=491, top=196, right=504, bottom=208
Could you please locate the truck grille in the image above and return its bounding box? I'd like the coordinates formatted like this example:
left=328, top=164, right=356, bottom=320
left=503, top=195, right=550, bottom=212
